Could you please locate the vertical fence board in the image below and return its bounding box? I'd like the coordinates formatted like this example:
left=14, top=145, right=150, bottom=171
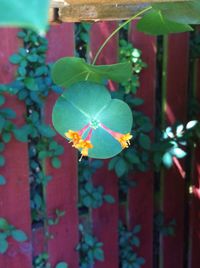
left=90, top=22, right=119, bottom=268
left=128, top=21, right=156, bottom=268
left=163, top=33, right=189, bottom=268
left=0, top=29, right=32, bottom=268
left=45, top=23, right=79, bottom=267
left=190, top=59, right=200, bottom=268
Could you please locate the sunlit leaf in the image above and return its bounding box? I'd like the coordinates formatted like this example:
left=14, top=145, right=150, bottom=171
left=153, top=0, right=200, bottom=25
left=51, top=57, right=132, bottom=88
left=0, top=0, right=49, bottom=35
left=186, top=120, right=198, bottom=129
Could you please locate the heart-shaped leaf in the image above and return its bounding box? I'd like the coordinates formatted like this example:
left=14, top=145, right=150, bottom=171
left=137, top=9, right=193, bottom=35
left=153, top=0, right=200, bottom=25
left=0, top=0, right=49, bottom=35
left=51, top=57, right=132, bottom=88
left=52, top=82, right=133, bottom=159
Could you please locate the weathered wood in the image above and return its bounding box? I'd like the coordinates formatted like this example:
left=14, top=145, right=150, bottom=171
left=50, top=0, right=187, bottom=22
left=162, top=33, right=189, bottom=268
left=128, top=21, right=156, bottom=268
left=90, top=22, right=119, bottom=268
left=45, top=23, right=79, bottom=267
left=0, top=29, right=32, bottom=268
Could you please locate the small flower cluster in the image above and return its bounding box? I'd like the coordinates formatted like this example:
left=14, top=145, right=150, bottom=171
left=65, top=122, right=132, bottom=160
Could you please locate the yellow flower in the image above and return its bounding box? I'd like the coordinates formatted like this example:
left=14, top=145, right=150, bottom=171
left=116, top=133, right=133, bottom=149
left=65, top=130, right=82, bottom=147
left=77, top=140, right=93, bottom=161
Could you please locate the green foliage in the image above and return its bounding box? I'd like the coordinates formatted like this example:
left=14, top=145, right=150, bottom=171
left=52, top=81, right=133, bottom=159
left=52, top=57, right=132, bottom=88
left=0, top=175, right=6, bottom=185
left=77, top=225, right=104, bottom=268
left=137, top=9, right=193, bottom=35
left=0, top=217, right=28, bottom=254
left=152, top=121, right=199, bottom=169
left=0, top=0, right=49, bottom=34
left=78, top=158, right=115, bottom=210
left=33, top=252, right=50, bottom=268
left=137, top=1, right=200, bottom=35
left=47, top=209, right=65, bottom=226
left=56, top=263, right=68, bottom=268
left=154, top=212, right=176, bottom=236
left=119, top=222, right=145, bottom=268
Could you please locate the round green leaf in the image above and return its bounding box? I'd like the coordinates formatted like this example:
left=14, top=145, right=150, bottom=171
left=56, top=262, right=68, bottom=268
left=0, top=218, right=9, bottom=230
left=51, top=157, right=61, bottom=169
left=0, top=239, right=8, bottom=254
left=0, top=155, right=5, bottom=167
left=11, top=229, right=28, bottom=242
left=52, top=82, right=133, bottom=159
left=0, top=175, right=6, bottom=186
left=51, top=57, right=132, bottom=88
left=137, top=9, right=193, bottom=35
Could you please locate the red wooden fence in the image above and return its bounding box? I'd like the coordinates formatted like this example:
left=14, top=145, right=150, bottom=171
left=0, top=22, right=199, bottom=268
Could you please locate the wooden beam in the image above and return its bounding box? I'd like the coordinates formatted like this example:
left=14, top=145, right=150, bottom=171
left=50, top=0, right=189, bottom=22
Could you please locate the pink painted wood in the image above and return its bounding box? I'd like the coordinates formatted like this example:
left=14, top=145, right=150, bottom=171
left=90, top=22, right=119, bottom=268
left=128, top=21, right=157, bottom=268
left=0, top=29, right=32, bottom=267
left=45, top=23, right=79, bottom=267
left=189, top=59, right=200, bottom=268
left=163, top=33, right=189, bottom=268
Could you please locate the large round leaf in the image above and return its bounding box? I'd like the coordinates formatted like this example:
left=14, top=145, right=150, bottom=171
left=52, top=82, right=133, bottom=159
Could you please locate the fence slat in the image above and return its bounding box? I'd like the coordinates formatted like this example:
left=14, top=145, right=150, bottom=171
left=128, top=21, right=156, bottom=268
left=0, top=29, right=32, bottom=268
left=44, top=23, right=79, bottom=267
left=189, top=59, right=200, bottom=268
left=163, top=33, right=189, bottom=268
left=90, top=22, right=119, bottom=268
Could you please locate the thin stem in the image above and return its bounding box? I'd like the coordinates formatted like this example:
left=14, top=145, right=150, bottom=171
left=92, top=6, right=152, bottom=65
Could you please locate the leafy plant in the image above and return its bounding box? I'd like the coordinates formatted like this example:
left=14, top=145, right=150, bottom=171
left=0, top=218, right=28, bottom=254
left=119, top=222, right=145, bottom=268
left=76, top=224, right=104, bottom=268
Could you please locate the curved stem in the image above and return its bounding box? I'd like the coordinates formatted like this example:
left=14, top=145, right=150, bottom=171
left=92, top=6, right=152, bottom=65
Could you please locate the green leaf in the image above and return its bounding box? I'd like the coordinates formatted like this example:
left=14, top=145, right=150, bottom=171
left=2, top=133, right=11, bottom=143
left=51, top=157, right=61, bottom=169
left=0, top=0, right=49, bottom=35
left=104, top=195, right=115, bottom=204
left=24, top=77, right=39, bottom=91
left=137, top=9, right=193, bottom=35
left=11, top=229, right=28, bottom=242
left=13, top=125, right=31, bottom=142
left=0, top=108, right=16, bottom=119
left=0, top=175, right=6, bottom=185
left=0, top=95, right=5, bottom=106
left=52, top=82, right=133, bottom=159
left=0, top=218, right=9, bottom=230
left=37, top=124, right=56, bottom=138
left=94, top=248, right=104, bottom=261
left=52, top=57, right=132, bottom=88
left=162, top=152, right=173, bottom=168
left=115, top=158, right=128, bottom=177
left=139, top=133, right=151, bottom=150
left=153, top=1, right=200, bottom=25
left=0, top=155, right=5, bottom=167
left=9, top=53, right=22, bottom=64
left=0, top=239, right=8, bottom=254
left=171, top=148, right=186, bottom=159
left=0, top=115, right=6, bottom=133
left=56, top=262, right=68, bottom=268
left=186, top=120, right=198, bottom=129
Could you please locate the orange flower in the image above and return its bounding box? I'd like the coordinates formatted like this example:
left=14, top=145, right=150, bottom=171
left=64, top=130, right=82, bottom=147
